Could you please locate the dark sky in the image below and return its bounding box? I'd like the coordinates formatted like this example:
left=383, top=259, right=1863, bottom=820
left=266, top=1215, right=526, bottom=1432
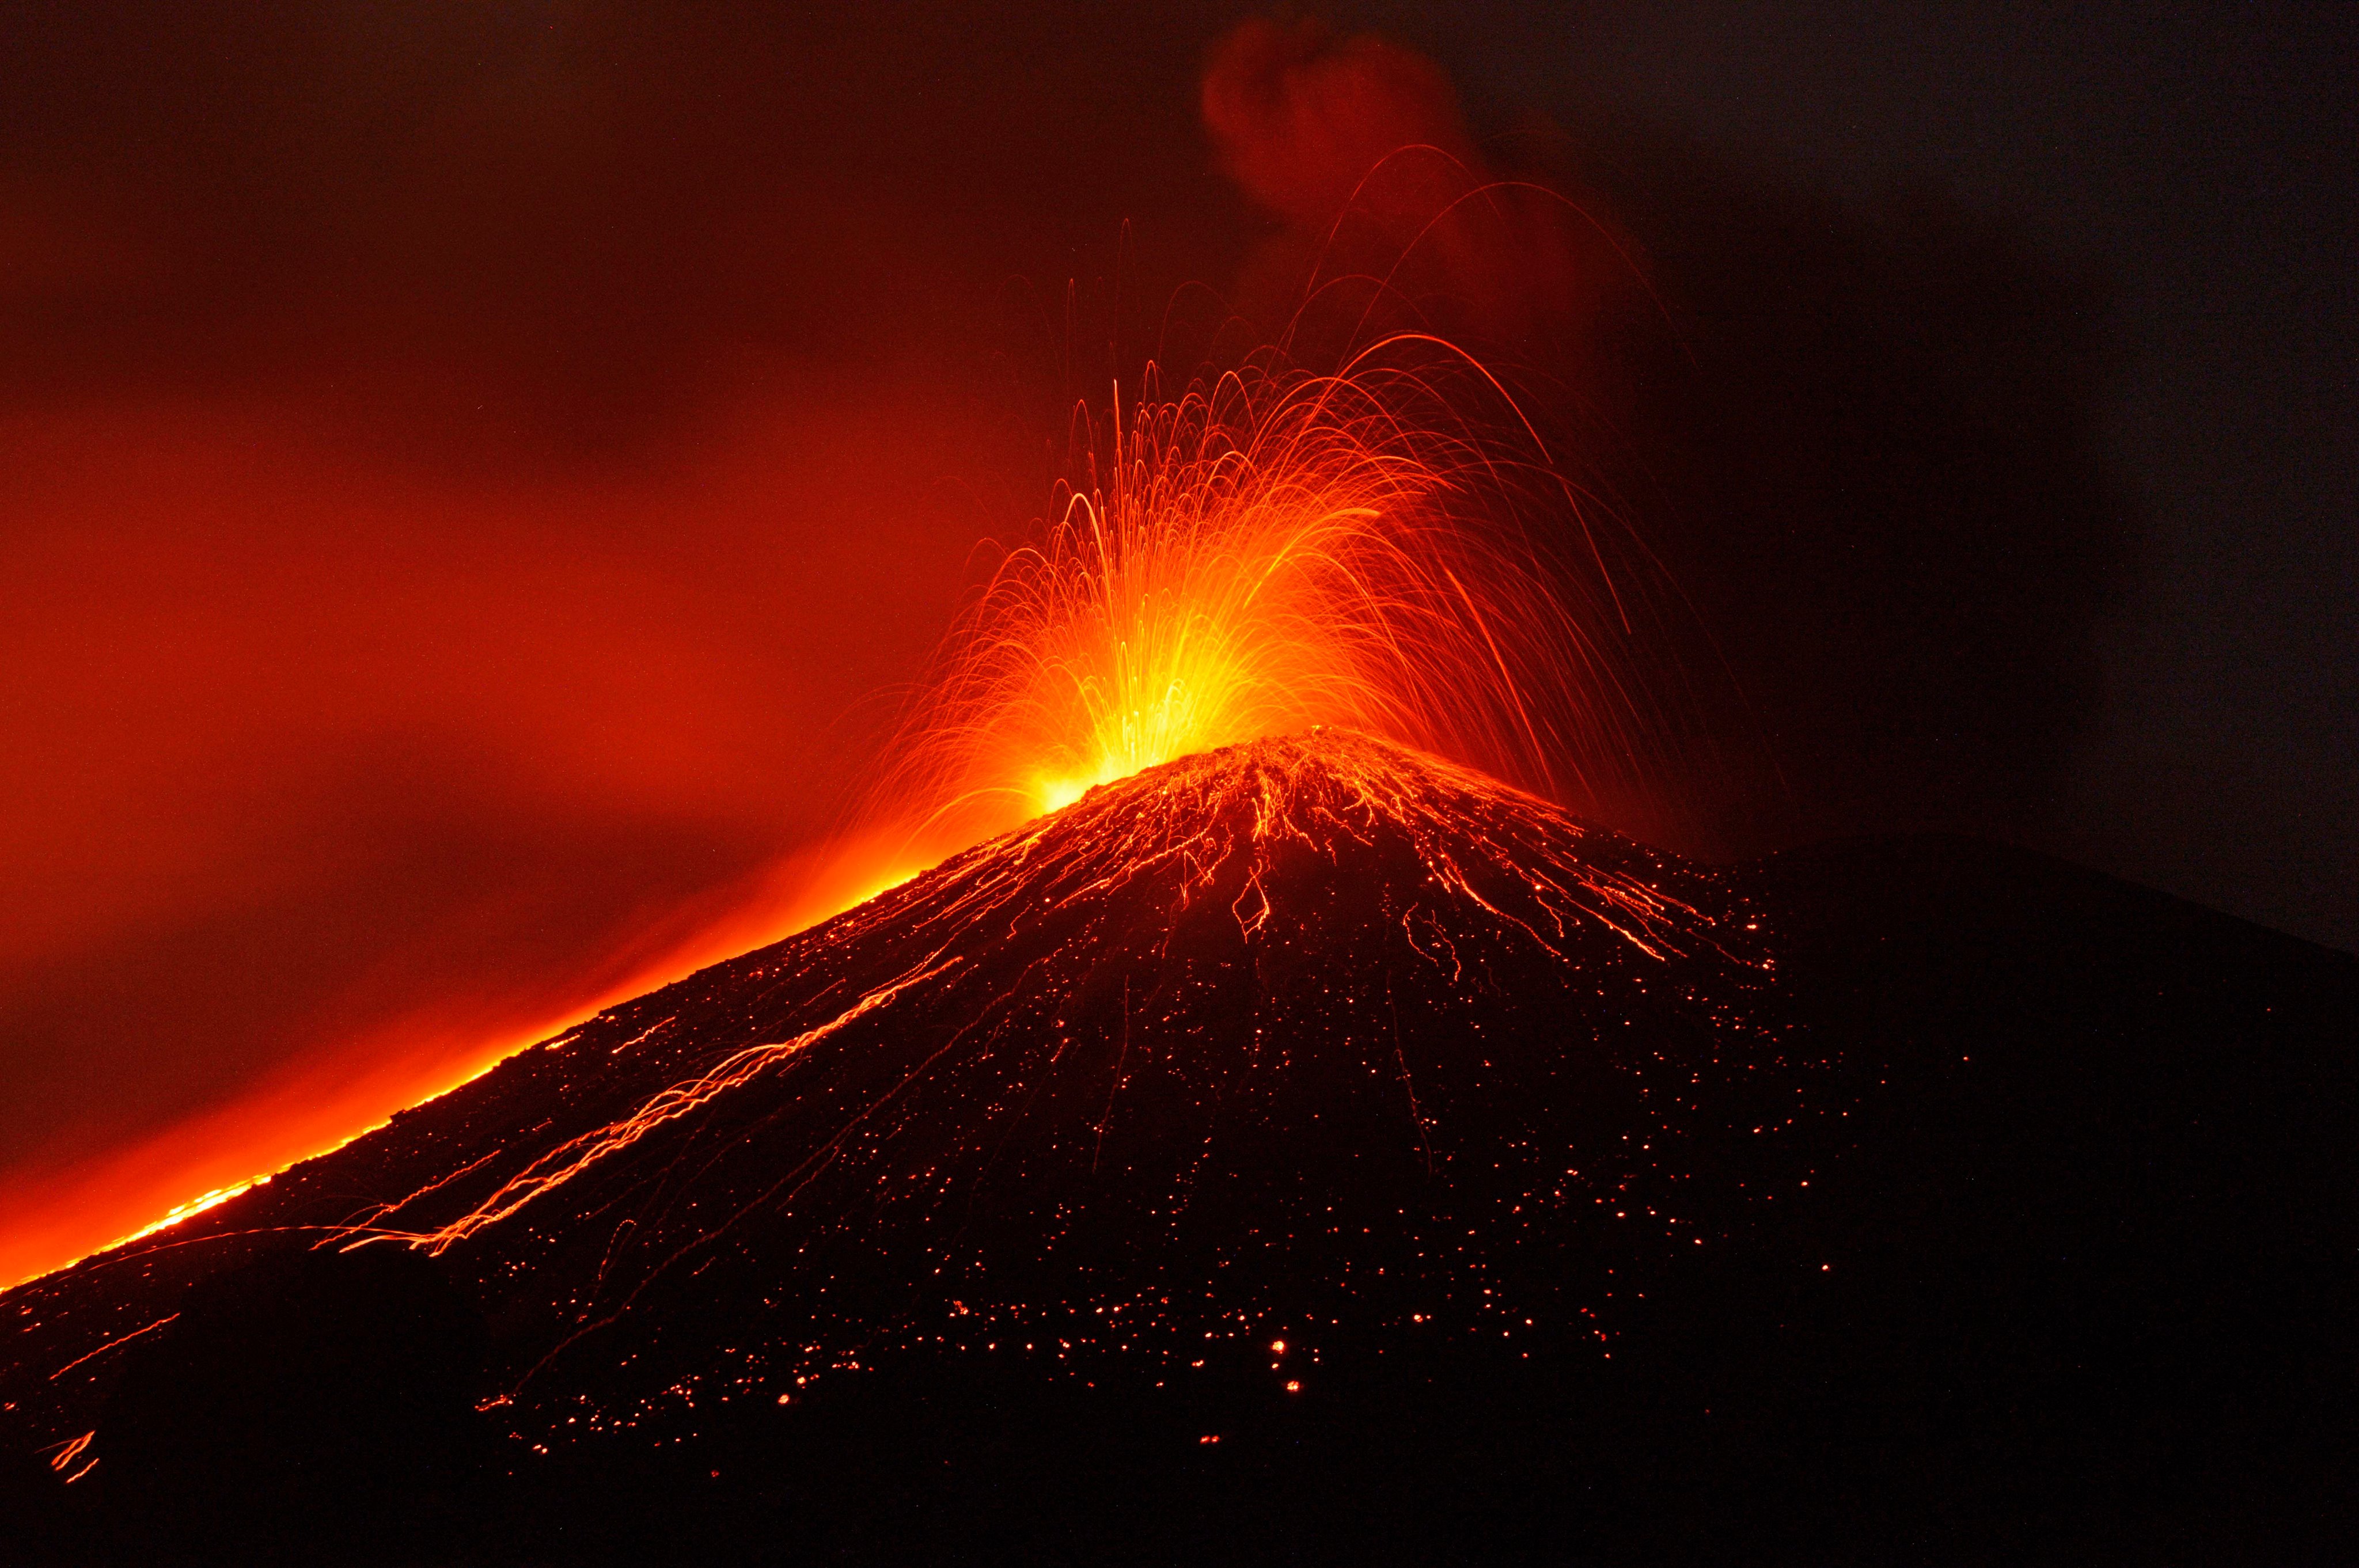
left=1417, top=0, right=2356, bottom=957
left=1, top=1, right=2350, bottom=1282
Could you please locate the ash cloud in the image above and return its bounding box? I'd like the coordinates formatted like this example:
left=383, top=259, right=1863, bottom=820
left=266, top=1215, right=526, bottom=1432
left=1201, top=17, right=1596, bottom=354
left=1196, top=19, right=2129, bottom=860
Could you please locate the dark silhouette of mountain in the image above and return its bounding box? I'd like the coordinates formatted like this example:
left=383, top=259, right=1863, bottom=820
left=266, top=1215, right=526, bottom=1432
left=2, top=732, right=2350, bottom=1564
left=97, top=1246, right=488, bottom=1566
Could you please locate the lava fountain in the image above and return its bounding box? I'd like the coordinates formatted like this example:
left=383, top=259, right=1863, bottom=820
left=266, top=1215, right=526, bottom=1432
left=854, top=339, right=1666, bottom=874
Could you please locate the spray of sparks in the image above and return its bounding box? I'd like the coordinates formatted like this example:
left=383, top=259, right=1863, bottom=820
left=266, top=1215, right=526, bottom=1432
left=863, top=341, right=1661, bottom=860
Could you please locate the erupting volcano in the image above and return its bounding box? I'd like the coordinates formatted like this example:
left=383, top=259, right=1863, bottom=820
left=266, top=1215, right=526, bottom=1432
left=5, top=9, right=2350, bottom=1564
left=2, top=316, right=2349, bottom=1568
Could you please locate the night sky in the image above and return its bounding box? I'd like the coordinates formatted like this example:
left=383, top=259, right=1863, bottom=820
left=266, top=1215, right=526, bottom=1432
left=1433, top=0, right=2356, bottom=959
left=2, top=2, right=2350, bottom=1282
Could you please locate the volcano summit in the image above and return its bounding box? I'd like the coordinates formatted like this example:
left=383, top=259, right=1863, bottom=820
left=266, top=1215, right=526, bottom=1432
left=5, top=730, right=2351, bottom=1564
left=384, top=728, right=1821, bottom=1407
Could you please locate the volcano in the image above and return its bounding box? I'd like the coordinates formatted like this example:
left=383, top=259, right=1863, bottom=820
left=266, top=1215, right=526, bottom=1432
left=5, top=731, right=2353, bottom=1565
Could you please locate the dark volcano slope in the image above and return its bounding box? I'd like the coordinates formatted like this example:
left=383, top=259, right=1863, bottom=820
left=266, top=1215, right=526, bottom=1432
left=1728, top=838, right=2358, bottom=1563
left=3, top=736, right=2351, bottom=1565
left=380, top=728, right=1815, bottom=1429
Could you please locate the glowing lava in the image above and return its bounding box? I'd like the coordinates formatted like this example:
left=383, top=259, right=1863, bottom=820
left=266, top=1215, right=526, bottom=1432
left=865, top=345, right=1657, bottom=863
left=384, top=730, right=1720, bottom=1261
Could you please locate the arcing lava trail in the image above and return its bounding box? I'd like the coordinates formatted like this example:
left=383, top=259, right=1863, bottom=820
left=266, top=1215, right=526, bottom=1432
left=3, top=730, right=1831, bottom=1456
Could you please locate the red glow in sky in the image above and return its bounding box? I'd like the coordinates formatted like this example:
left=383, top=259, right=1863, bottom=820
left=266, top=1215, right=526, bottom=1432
left=1, top=9, right=1565, bottom=1288
left=0, top=390, right=989, bottom=1285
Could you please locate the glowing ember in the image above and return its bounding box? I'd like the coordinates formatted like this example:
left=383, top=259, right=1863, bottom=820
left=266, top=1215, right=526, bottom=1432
left=6, top=335, right=1669, bottom=1297
left=862, top=344, right=1661, bottom=868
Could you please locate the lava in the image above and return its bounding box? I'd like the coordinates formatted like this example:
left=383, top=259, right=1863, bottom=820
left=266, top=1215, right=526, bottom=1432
left=860, top=346, right=1663, bottom=870
left=5, top=329, right=1673, bottom=1297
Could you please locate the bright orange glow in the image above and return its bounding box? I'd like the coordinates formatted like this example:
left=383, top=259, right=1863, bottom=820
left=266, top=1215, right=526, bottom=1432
left=862, top=343, right=1657, bottom=868
left=0, top=853, right=918, bottom=1290
left=0, top=385, right=982, bottom=1293
left=320, top=349, right=1687, bottom=1277
left=112, top=1179, right=267, bottom=1248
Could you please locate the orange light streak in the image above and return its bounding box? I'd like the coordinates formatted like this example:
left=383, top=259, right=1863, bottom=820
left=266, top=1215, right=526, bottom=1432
left=861, top=343, right=1659, bottom=871
left=1, top=858, right=926, bottom=1290
left=43, top=1429, right=99, bottom=1483
left=46, top=1311, right=180, bottom=1383
left=400, top=956, right=959, bottom=1254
